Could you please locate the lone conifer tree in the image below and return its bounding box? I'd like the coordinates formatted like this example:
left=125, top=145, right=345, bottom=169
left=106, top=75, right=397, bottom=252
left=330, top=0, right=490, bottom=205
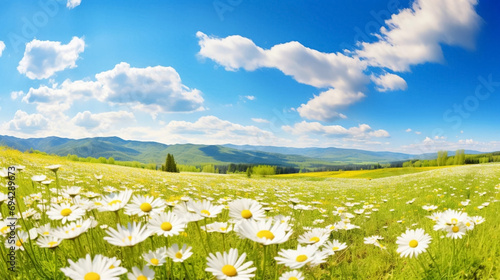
left=163, top=153, right=178, bottom=172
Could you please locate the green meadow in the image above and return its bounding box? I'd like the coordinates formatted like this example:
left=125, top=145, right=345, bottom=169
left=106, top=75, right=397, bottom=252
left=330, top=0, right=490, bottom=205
left=1, top=147, right=499, bottom=279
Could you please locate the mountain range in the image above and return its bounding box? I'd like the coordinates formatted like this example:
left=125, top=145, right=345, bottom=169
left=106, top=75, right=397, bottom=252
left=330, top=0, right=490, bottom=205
left=0, top=135, right=485, bottom=168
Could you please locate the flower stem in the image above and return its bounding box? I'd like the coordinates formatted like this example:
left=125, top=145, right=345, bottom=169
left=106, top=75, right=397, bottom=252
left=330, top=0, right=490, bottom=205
left=261, top=245, right=268, bottom=279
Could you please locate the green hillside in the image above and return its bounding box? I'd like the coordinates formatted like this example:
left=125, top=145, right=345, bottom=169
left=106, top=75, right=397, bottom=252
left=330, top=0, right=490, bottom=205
left=0, top=135, right=490, bottom=169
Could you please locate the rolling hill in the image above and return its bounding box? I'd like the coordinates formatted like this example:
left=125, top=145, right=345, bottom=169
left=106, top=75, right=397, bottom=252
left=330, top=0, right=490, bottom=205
left=0, top=135, right=485, bottom=168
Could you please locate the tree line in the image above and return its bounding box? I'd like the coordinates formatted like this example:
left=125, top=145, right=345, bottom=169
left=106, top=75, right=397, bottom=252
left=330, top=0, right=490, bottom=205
left=397, top=150, right=500, bottom=168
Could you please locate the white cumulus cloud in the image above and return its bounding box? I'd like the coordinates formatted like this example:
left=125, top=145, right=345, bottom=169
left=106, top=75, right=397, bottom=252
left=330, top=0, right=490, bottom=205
left=67, top=0, right=82, bottom=9
left=17, top=37, right=85, bottom=79
left=197, top=32, right=369, bottom=121
left=0, top=41, right=5, bottom=57
left=357, top=0, right=481, bottom=72
left=282, top=121, right=390, bottom=139
left=371, top=73, right=408, bottom=92
left=95, top=62, right=205, bottom=114
left=197, top=32, right=368, bottom=91
left=22, top=62, right=204, bottom=116
left=5, top=110, right=49, bottom=132
left=296, top=89, right=360, bottom=122
left=72, top=110, right=135, bottom=130
left=164, top=115, right=280, bottom=145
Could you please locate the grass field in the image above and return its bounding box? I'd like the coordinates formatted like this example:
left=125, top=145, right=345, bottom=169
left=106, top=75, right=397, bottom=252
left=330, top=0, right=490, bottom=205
left=1, top=147, right=500, bottom=279
left=274, top=166, right=448, bottom=180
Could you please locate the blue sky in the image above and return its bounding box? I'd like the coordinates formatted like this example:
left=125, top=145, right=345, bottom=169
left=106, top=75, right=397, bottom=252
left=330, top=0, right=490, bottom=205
left=0, top=0, right=499, bottom=153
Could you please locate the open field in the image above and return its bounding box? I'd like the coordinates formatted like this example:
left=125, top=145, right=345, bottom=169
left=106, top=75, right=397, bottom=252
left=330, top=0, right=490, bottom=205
left=274, top=166, right=449, bottom=180
left=1, top=147, right=500, bottom=279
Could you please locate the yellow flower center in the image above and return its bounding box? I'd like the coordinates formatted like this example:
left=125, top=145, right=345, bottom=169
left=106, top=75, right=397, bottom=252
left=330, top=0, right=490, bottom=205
left=60, top=208, right=72, bottom=216
left=220, top=227, right=227, bottom=232
left=201, top=209, right=211, bottom=216
left=16, top=239, right=23, bottom=247
left=140, top=203, right=153, bottom=212
left=48, top=241, right=58, bottom=247
left=256, top=230, right=275, bottom=240
left=332, top=246, right=339, bottom=251
left=222, top=264, right=237, bottom=276
left=452, top=226, right=460, bottom=233
left=109, top=265, right=115, bottom=269
left=0, top=226, right=8, bottom=233
left=309, top=236, right=320, bottom=243
left=43, top=231, right=50, bottom=235
left=137, top=276, right=147, bottom=280
left=451, top=218, right=458, bottom=224
left=175, top=252, right=183, bottom=259
left=409, top=240, right=418, bottom=248
left=241, top=209, right=253, bottom=219
left=128, top=236, right=132, bottom=241
left=296, top=255, right=308, bottom=262
left=151, top=258, right=159, bottom=265
left=330, top=226, right=335, bottom=230
left=161, top=222, right=173, bottom=231
left=84, top=272, right=100, bottom=280
left=108, top=200, right=121, bottom=206
left=289, top=277, right=298, bottom=280
left=466, top=222, right=471, bottom=227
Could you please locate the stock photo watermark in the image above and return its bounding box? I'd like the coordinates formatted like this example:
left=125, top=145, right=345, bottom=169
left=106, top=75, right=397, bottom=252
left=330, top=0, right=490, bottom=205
left=6, top=166, right=18, bottom=273
left=8, top=0, right=66, bottom=53
left=414, top=74, right=499, bottom=154
left=213, top=0, right=244, bottom=21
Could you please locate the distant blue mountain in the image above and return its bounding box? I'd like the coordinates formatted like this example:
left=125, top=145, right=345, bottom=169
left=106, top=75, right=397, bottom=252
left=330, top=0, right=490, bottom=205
left=0, top=135, right=487, bottom=167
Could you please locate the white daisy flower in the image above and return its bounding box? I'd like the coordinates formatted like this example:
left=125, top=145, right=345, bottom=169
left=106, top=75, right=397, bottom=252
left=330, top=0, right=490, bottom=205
left=46, top=164, right=62, bottom=172
left=104, top=222, right=152, bottom=247
left=279, top=270, right=304, bottom=280
left=321, top=239, right=348, bottom=256
left=31, top=175, right=47, bottom=182
left=275, top=245, right=321, bottom=269
left=228, top=198, right=266, bottom=221
left=127, top=266, right=155, bottom=280
left=143, top=247, right=167, bottom=267
left=125, top=195, right=166, bottom=217
left=147, top=211, right=186, bottom=237
left=61, top=254, right=127, bottom=280
left=46, top=203, right=86, bottom=224
left=297, top=228, right=331, bottom=247
left=5, top=230, right=29, bottom=251
left=445, top=223, right=467, bottom=239
left=53, top=219, right=92, bottom=240
left=188, top=199, right=224, bottom=219
left=206, top=248, right=256, bottom=279
left=396, top=228, right=432, bottom=258
left=173, top=202, right=204, bottom=222
left=99, top=190, right=133, bottom=212
left=0, top=220, right=20, bottom=237
left=36, top=223, right=52, bottom=236
left=237, top=219, right=293, bottom=245
left=434, top=209, right=468, bottom=231
left=201, top=222, right=232, bottom=233
left=36, top=236, right=63, bottom=248
left=364, top=235, right=384, bottom=245
left=166, top=243, right=193, bottom=262
left=471, top=216, right=485, bottom=225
